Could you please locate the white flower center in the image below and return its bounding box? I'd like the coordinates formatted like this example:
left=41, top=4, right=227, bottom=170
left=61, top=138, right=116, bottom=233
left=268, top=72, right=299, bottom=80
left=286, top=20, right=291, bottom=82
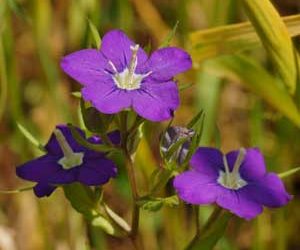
left=109, top=44, right=152, bottom=90
left=54, top=129, right=84, bottom=170
left=217, top=148, right=248, bottom=190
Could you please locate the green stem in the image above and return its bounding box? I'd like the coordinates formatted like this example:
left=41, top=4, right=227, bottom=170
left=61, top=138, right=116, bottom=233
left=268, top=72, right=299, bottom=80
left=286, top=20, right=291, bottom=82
left=99, top=132, right=114, bottom=147
left=194, top=206, right=200, bottom=235
left=118, top=112, right=143, bottom=249
left=0, top=35, right=8, bottom=121
left=86, top=220, right=96, bottom=250
left=124, top=148, right=140, bottom=238
left=201, top=207, right=223, bottom=233
left=186, top=207, right=223, bottom=250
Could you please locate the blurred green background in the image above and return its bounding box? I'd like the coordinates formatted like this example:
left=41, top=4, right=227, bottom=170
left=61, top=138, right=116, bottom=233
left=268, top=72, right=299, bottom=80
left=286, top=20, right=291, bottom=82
left=1, top=0, right=300, bottom=249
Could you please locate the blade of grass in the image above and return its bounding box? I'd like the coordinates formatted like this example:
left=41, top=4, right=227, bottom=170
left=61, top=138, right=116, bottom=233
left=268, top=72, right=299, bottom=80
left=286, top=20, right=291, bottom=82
left=204, top=55, right=300, bottom=127
left=87, top=18, right=101, bottom=49
left=190, top=15, right=300, bottom=65
left=242, top=0, right=296, bottom=94
left=0, top=31, right=8, bottom=121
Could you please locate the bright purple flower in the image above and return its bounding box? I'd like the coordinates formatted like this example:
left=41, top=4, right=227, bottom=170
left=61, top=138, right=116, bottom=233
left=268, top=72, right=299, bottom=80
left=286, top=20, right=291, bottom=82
left=173, top=147, right=291, bottom=220
left=16, top=125, right=119, bottom=198
left=61, top=30, right=192, bottom=122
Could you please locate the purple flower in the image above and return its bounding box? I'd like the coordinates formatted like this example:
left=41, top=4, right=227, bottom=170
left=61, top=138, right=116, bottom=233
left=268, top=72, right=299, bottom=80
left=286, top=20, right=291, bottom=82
left=61, top=30, right=192, bottom=122
left=16, top=125, right=119, bottom=198
left=173, top=147, right=291, bottom=220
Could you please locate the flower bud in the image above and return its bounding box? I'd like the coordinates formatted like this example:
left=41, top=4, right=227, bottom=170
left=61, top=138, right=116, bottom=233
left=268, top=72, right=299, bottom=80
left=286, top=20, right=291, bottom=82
left=160, top=126, right=195, bottom=165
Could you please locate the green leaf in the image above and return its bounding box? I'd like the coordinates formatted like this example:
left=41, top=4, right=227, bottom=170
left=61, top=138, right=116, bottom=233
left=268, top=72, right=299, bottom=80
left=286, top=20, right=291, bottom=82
left=163, top=195, right=179, bottom=208
left=160, top=21, right=179, bottom=48
left=204, top=55, right=300, bottom=127
left=126, top=122, right=143, bottom=155
left=164, top=136, right=189, bottom=161
left=63, top=183, right=98, bottom=220
left=190, top=14, right=300, bottom=65
left=137, top=195, right=179, bottom=212
left=149, top=168, right=173, bottom=195
left=137, top=197, right=164, bottom=212
left=278, top=167, right=300, bottom=179
left=63, top=184, right=124, bottom=236
left=187, top=110, right=205, bottom=129
left=183, top=111, right=205, bottom=165
left=17, top=123, right=46, bottom=152
left=87, top=19, right=101, bottom=49
left=242, top=0, right=296, bottom=93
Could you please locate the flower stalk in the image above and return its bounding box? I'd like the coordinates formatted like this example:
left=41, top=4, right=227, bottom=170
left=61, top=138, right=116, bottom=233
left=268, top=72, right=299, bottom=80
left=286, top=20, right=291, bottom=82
left=185, top=207, right=225, bottom=250
left=118, top=112, right=143, bottom=249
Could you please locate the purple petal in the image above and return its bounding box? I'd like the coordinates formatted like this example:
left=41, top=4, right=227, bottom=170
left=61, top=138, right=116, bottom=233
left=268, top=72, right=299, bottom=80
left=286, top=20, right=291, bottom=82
left=216, top=188, right=263, bottom=220
left=190, top=147, right=223, bottom=178
left=78, top=158, right=117, bottom=185
left=226, top=148, right=266, bottom=182
left=61, top=49, right=112, bottom=86
left=45, top=125, right=86, bottom=155
left=107, top=130, right=121, bottom=145
left=16, top=155, right=61, bottom=182
left=132, top=81, right=179, bottom=121
left=100, top=30, right=148, bottom=71
left=47, top=168, right=78, bottom=184
left=33, top=183, right=56, bottom=197
left=140, top=47, right=192, bottom=81
left=173, top=170, right=221, bottom=205
left=82, top=86, right=131, bottom=114
left=243, top=173, right=291, bottom=208
left=88, top=130, right=121, bottom=146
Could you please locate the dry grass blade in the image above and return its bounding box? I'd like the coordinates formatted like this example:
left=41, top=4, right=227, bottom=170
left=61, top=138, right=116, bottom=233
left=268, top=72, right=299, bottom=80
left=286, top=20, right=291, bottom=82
left=204, top=55, right=300, bottom=127
left=242, top=0, right=296, bottom=94
left=190, top=15, right=300, bottom=67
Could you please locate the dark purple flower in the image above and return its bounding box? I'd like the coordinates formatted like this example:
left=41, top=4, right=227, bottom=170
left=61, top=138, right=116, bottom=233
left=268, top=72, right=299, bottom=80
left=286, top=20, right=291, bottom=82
left=61, top=30, right=192, bottom=122
left=173, top=147, right=291, bottom=220
left=16, top=125, right=119, bottom=198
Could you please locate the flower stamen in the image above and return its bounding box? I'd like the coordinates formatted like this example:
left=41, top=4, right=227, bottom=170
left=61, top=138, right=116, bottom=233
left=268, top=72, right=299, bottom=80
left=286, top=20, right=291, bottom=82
left=110, top=44, right=152, bottom=90
left=232, top=147, right=246, bottom=176
left=218, top=148, right=247, bottom=190
left=109, top=60, right=118, bottom=74
left=128, top=45, right=139, bottom=78
left=54, top=129, right=84, bottom=170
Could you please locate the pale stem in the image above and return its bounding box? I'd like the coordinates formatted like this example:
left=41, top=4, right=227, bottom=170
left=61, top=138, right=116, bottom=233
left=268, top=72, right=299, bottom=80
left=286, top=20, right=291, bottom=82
left=109, top=60, right=118, bottom=74
left=54, top=129, right=74, bottom=158
left=129, top=45, right=139, bottom=77
left=222, top=155, right=231, bottom=185
left=232, top=148, right=246, bottom=176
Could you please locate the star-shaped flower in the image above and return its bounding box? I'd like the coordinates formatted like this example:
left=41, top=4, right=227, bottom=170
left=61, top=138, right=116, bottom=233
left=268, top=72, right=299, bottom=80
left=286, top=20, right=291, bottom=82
left=173, top=147, right=291, bottom=219
left=16, top=125, right=119, bottom=197
left=61, top=29, right=192, bottom=122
